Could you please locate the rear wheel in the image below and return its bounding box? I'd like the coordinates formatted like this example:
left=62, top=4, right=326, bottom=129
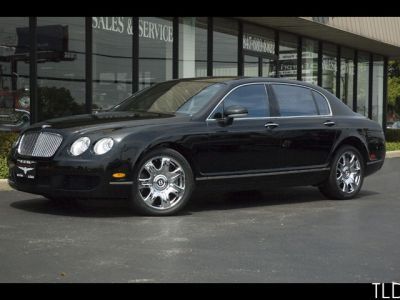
left=319, top=145, right=364, bottom=200
left=130, top=148, right=194, bottom=216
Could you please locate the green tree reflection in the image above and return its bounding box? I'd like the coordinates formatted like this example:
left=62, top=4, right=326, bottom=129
left=38, top=86, right=85, bottom=121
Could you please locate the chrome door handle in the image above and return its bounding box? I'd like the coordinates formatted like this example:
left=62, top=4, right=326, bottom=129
left=265, top=122, right=279, bottom=129
left=323, top=120, right=336, bottom=127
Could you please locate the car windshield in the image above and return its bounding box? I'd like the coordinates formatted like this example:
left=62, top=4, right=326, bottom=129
left=112, top=79, right=228, bottom=115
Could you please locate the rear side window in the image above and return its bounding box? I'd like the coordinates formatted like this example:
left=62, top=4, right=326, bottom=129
left=212, top=84, right=269, bottom=118
left=271, top=84, right=318, bottom=117
left=312, top=91, right=330, bottom=115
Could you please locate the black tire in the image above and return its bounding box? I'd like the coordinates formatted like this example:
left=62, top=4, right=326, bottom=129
left=130, top=148, right=194, bottom=216
left=319, top=145, right=365, bottom=200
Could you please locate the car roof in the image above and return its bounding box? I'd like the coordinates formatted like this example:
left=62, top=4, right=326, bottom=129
left=174, top=76, right=338, bottom=97
left=166, top=76, right=357, bottom=117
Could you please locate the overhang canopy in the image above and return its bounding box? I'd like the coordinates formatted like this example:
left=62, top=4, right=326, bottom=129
left=237, top=17, right=400, bottom=58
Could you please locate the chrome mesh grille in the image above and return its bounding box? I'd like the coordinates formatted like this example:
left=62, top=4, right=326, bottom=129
left=17, top=131, right=63, bottom=157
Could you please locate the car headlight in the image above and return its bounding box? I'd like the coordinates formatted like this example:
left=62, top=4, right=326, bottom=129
left=93, top=138, right=114, bottom=155
left=70, top=137, right=90, bottom=156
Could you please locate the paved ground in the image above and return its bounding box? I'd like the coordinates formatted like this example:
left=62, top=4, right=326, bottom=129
left=0, top=159, right=399, bottom=283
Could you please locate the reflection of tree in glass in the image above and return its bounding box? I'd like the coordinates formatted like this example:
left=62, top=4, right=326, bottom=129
left=388, top=60, right=400, bottom=121
left=38, top=87, right=85, bottom=121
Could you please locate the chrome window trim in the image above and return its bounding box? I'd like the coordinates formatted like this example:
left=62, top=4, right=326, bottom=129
left=206, top=81, right=333, bottom=121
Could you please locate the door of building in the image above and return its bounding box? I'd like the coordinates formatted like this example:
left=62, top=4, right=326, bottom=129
left=243, top=51, right=276, bottom=77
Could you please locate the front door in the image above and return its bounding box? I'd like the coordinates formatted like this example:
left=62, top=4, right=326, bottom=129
left=203, top=83, right=282, bottom=175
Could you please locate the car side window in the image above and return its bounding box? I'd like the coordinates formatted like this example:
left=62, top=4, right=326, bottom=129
left=312, top=91, right=331, bottom=115
left=212, top=84, right=269, bottom=119
left=271, top=84, right=318, bottom=117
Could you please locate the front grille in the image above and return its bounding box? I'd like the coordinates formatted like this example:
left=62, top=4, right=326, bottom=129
left=17, top=131, right=63, bottom=158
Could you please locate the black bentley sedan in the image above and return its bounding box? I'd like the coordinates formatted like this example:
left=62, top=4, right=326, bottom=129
left=8, top=77, right=385, bottom=216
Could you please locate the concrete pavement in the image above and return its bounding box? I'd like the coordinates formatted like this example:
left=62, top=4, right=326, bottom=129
left=0, top=158, right=399, bottom=282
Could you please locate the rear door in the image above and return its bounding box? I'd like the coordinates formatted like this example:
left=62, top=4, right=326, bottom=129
left=267, top=83, right=339, bottom=169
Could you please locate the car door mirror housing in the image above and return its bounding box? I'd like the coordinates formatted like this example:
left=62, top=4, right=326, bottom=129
left=224, top=105, right=248, bottom=118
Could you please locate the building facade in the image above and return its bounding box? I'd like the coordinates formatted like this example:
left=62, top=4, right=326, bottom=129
left=1, top=17, right=400, bottom=131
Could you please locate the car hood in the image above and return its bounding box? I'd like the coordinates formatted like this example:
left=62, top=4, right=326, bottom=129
left=29, top=111, right=190, bottom=134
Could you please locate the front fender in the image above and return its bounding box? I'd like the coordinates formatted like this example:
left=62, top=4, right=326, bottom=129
left=117, top=121, right=209, bottom=177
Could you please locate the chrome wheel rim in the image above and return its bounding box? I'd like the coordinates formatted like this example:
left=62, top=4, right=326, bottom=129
left=137, top=156, right=186, bottom=210
left=336, top=151, right=362, bottom=194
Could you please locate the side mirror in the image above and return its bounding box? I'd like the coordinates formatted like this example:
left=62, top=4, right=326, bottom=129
left=224, top=105, right=248, bottom=118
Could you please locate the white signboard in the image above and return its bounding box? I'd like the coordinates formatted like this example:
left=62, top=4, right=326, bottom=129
left=243, top=33, right=274, bottom=54
left=92, top=17, right=173, bottom=42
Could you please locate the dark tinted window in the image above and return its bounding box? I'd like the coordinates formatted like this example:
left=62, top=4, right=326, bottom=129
left=213, top=84, right=269, bottom=118
left=312, top=91, right=330, bottom=115
left=271, top=84, right=318, bottom=116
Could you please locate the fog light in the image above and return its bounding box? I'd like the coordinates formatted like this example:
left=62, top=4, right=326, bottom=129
left=112, top=173, right=126, bottom=179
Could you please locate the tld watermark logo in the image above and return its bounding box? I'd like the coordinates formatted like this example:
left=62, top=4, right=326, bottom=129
left=373, top=282, right=400, bottom=299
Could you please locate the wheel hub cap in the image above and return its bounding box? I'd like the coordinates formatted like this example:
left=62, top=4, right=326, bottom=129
left=154, top=175, right=168, bottom=190
left=343, top=167, right=350, bottom=178
left=137, top=156, right=186, bottom=210
left=336, top=151, right=361, bottom=194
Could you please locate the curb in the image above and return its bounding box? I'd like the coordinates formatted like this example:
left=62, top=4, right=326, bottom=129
left=386, top=150, right=400, bottom=158
left=0, top=179, right=11, bottom=191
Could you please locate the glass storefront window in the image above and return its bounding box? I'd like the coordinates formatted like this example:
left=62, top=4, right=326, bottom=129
left=302, top=38, right=319, bottom=85
left=0, top=17, right=30, bottom=132
left=139, top=17, right=173, bottom=90
left=178, top=17, right=207, bottom=78
left=36, top=17, right=86, bottom=121
left=0, top=17, right=388, bottom=130
left=340, top=47, right=354, bottom=108
left=357, top=51, right=370, bottom=117
left=322, top=43, right=337, bottom=95
left=213, top=18, right=238, bottom=76
left=243, top=23, right=275, bottom=77
left=372, top=55, right=384, bottom=124
left=279, top=33, right=297, bottom=80
left=92, top=17, right=133, bottom=111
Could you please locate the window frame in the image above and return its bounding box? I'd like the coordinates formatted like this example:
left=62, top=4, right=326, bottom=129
left=207, top=82, right=333, bottom=121
left=268, top=83, right=333, bottom=118
left=206, top=82, right=271, bottom=120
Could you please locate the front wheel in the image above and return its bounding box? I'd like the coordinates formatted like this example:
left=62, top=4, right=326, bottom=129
left=130, top=148, right=194, bottom=216
left=319, top=145, right=365, bottom=200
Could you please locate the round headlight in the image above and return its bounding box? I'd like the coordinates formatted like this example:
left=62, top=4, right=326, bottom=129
left=93, top=138, right=114, bottom=155
left=70, top=137, right=90, bottom=156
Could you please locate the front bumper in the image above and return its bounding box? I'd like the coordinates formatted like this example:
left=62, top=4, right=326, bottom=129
left=8, top=155, right=133, bottom=199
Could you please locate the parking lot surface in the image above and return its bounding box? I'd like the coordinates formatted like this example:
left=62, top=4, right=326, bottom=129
left=0, top=159, right=399, bottom=282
